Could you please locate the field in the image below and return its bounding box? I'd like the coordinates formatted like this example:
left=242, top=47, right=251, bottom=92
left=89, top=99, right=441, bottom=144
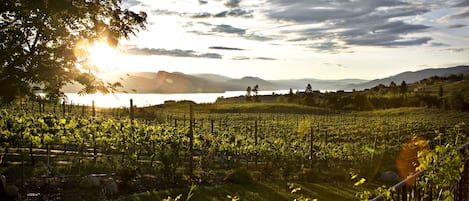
left=0, top=102, right=468, bottom=200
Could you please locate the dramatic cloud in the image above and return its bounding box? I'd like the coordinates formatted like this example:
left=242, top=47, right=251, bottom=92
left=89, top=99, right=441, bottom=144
left=124, top=47, right=223, bottom=59
left=209, top=46, right=245, bottom=51
left=225, top=0, right=241, bottom=8
left=264, top=0, right=434, bottom=51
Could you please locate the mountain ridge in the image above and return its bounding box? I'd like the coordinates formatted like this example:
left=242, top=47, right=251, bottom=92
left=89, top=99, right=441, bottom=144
left=62, top=65, right=469, bottom=93
left=345, top=65, right=469, bottom=90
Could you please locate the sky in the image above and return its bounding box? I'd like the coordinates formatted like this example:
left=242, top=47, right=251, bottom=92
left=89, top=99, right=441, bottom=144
left=104, top=0, right=469, bottom=80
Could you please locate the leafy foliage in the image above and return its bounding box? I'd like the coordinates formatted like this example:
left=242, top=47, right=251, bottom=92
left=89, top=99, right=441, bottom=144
left=0, top=0, right=146, bottom=104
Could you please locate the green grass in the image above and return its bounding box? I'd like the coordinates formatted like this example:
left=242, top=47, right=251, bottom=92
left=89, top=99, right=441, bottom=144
left=121, top=182, right=359, bottom=201
left=149, top=102, right=334, bottom=114
left=210, top=102, right=333, bottom=114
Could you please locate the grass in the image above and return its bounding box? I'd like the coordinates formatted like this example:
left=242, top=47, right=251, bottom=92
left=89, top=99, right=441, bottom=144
left=148, top=102, right=334, bottom=114
left=121, top=181, right=359, bottom=201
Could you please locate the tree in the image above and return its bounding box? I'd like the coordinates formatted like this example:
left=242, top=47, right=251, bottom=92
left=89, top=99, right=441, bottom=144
left=253, top=84, right=259, bottom=96
left=252, top=84, right=260, bottom=102
left=0, top=0, right=147, bottom=104
left=305, top=84, right=313, bottom=95
left=246, top=86, right=252, bottom=102
left=302, top=84, right=314, bottom=105
left=400, top=81, right=408, bottom=94
left=287, top=88, right=294, bottom=103
left=389, top=81, right=397, bottom=94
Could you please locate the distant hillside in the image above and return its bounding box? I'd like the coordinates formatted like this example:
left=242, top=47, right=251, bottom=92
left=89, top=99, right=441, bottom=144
left=346, top=65, right=469, bottom=90
left=124, top=71, right=225, bottom=93
left=192, top=74, right=232, bottom=82
left=225, top=76, right=278, bottom=90
left=61, top=65, right=468, bottom=93
left=270, top=78, right=369, bottom=90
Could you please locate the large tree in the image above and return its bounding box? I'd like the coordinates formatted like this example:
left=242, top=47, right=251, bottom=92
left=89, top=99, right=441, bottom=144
left=0, top=0, right=146, bottom=103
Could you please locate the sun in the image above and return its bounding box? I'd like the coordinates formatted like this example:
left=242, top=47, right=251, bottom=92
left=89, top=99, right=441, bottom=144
left=86, top=42, right=118, bottom=76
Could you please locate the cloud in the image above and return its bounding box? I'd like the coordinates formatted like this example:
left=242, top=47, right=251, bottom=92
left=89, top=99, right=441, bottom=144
left=213, top=9, right=253, bottom=18
left=190, top=12, right=213, bottom=18
left=449, top=9, right=469, bottom=19
left=441, top=48, right=467, bottom=52
left=429, top=42, right=449, bottom=47
left=151, top=9, right=180, bottom=16
left=122, top=0, right=144, bottom=8
left=448, top=24, right=467, bottom=28
left=212, top=24, right=246, bottom=34
left=187, top=9, right=252, bottom=18
left=230, top=56, right=277, bottom=60
left=209, top=46, right=245, bottom=51
left=347, top=37, right=431, bottom=46
left=190, top=23, right=274, bottom=41
left=307, top=41, right=349, bottom=53
left=225, top=0, right=241, bottom=8
left=255, top=57, right=276, bottom=60
left=243, top=33, right=274, bottom=41
left=232, top=56, right=250, bottom=60
left=123, top=47, right=223, bottom=59
left=151, top=8, right=252, bottom=18
left=267, top=0, right=409, bottom=23
left=199, top=0, right=208, bottom=5
left=264, top=0, right=435, bottom=51
left=453, top=0, right=469, bottom=7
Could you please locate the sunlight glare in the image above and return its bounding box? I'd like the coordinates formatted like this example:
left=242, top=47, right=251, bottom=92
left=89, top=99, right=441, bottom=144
left=87, top=42, right=118, bottom=77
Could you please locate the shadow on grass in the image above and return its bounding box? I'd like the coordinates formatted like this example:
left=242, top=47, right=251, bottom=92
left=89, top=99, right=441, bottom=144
left=122, top=182, right=358, bottom=201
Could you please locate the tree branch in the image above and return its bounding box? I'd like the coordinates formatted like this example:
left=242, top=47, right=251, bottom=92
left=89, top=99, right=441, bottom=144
left=0, top=17, right=20, bottom=30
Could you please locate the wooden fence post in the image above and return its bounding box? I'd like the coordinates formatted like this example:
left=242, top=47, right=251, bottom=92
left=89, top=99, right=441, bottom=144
left=62, top=100, right=66, bottom=116
left=130, top=99, right=134, bottom=120
left=92, top=100, right=95, bottom=117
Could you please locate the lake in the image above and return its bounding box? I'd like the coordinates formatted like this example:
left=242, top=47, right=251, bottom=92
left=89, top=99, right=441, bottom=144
left=64, top=90, right=298, bottom=108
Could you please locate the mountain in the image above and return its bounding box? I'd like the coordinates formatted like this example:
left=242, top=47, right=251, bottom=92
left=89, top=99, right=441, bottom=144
left=192, top=74, right=232, bottom=82
left=226, top=76, right=278, bottom=90
left=346, top=65, right=469, bottom=90
left=270, top=78, right=369, bottom=90
left=61, top=65, right=468, bottom=93
left=121, top=71, right=226, bottom=93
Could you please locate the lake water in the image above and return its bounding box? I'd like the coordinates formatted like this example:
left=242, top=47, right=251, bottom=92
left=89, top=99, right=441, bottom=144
left=64, top=90, right=297, bottom=108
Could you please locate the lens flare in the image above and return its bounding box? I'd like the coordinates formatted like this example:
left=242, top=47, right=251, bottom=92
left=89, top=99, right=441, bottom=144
left=396, top=136, right=429, bottom=185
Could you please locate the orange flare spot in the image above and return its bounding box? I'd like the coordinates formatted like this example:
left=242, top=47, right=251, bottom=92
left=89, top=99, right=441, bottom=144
left=396, top=137, right=429, bottom=185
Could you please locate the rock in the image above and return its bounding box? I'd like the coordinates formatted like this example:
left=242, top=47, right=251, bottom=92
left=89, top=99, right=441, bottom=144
left=105, top=178, right=118, bottom=195
left=381, top=171, right=399, bottom=182
left=80, top=175, right=101, bottom=189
